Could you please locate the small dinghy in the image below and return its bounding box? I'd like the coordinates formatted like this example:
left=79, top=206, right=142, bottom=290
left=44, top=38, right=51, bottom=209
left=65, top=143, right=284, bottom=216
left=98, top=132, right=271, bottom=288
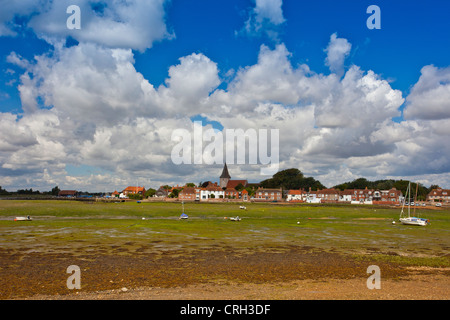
left=179, top=202, right=188, bottom=219
left=14, top=216, right=32, bottom=221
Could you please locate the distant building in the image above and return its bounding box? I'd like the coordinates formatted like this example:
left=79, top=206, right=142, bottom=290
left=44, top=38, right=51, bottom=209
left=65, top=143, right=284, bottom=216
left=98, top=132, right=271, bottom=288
left=219, top=163, right=231, bottom=188
left=179, top=187, right=199, bottom=201
left=155, top=186, right=169, bottom=198
left=316, top=188, right=340, bottom=202
left=286, top=189, right=305, bottom=202
left=122, top=186, right=146, bottom=196
left=254, top=187, right=282, bottom=201
left=427, top=188, right=450, bottom=203
left=226, top=179, right=248, bottom=189
left=379, top=188, right=403, bottom=203
left=200, top=183, right=224, bottom=200
left=58, top=190, right=78, bottom=197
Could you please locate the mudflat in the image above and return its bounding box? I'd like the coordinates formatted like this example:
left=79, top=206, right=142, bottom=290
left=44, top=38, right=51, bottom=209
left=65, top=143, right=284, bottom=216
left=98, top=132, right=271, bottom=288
left=0, top=200, right=448, bottom=300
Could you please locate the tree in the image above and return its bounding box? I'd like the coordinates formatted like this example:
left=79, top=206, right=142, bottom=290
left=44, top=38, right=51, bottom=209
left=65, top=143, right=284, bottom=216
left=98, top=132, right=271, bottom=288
left=429, top=185, right=440, bottom=191
left=128, top=193, right=143, bottom=200
left=260, top=168, right=325, bottom=191
left=244, top=187, right=255, bottom=197
left=51, top=186, right=60, bottom=196
left=0, top=186, right=10, bottom=195
left=145, top=188, right=156, bottom=198
left=169, top=188, right=180, bottom=198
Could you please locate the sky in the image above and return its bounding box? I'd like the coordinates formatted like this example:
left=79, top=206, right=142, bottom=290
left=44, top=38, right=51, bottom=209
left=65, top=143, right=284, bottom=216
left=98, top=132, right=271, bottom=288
left=0, top=0, right=449, bottom=192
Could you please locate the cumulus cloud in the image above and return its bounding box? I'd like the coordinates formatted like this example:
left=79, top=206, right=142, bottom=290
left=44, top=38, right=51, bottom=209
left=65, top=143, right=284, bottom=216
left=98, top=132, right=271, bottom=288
left=325, top=33, right=352, bottom=77
left=0, top=0, right=40, bottom=36
left=2, top=22, right=450, bottom=190
left=1, top=0, right=173, bottom=51
left=239, top=0, right=285, bottom=39
left=403, top=65, right=450, bottom=120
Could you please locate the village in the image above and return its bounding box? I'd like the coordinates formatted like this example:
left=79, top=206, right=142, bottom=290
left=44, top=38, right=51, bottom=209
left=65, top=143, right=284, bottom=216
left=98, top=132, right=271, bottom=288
left=57, top=164, right=450, bottom=207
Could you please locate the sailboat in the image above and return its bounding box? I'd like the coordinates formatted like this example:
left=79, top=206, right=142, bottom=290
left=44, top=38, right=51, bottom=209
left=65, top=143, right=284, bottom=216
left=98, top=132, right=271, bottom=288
left=179, top=201, right=188, bottom=219
left=399, top=182, right=429, bottom=226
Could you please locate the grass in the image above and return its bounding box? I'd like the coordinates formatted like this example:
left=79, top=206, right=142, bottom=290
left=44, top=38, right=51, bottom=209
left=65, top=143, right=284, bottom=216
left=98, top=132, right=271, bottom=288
left=0, top=200, right=449, bottom=266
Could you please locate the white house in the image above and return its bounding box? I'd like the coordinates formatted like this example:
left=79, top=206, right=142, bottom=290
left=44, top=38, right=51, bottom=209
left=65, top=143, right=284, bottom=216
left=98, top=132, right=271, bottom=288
left=200, top=184, right=225, bottom=200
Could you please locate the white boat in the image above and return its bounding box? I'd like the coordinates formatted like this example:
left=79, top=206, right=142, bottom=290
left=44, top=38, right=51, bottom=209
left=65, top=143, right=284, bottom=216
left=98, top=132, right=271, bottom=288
left=399, top=182, right=429, bottom=226
left=14, top=216, right=32, bottom=221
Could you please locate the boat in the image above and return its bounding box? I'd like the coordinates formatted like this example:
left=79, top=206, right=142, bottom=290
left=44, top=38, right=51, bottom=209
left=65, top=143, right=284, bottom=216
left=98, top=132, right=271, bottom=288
left=399, top=182, right=429, bottom=226
left=179, top=202, right=188, bottom=219
left=14, top=216, right=32, bottom=221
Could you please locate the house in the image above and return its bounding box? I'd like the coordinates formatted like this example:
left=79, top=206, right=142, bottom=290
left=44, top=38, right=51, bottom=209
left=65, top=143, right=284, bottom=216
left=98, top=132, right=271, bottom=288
left=286, top=189, right=305, bottom=202
left=339, top=189, right=353, bottom=202
left=254, top=188, right=283, bottom=201
left=346, top=188, right=374, bottom=204
left=111, top=190, right=120, bottom=198
left=316, top=188, right=340, bottom=202
left=224, top=188, right=239, bottom=199
left=427, top=188, right=450, bottom=203
left=200, top=183, right=225, bottom=200
left=379, top=188, right=403, bottom=203
left=155, top=186, right=169, bottom=198
left=241, top=189, right=249, bottom=201
left=58, top=190, right=78, bottom=197
left=122, top=186, right=146, bottom=196
left=178, top=187, right=199, bottom=201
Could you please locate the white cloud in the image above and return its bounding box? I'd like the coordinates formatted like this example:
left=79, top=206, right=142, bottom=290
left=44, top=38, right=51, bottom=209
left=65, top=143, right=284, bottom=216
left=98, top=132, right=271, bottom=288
left=0, top=0, right=40, bottom=36
left=324, top=33, right=352, bottom=76
left=1, top=0, right=173, bottom=51
left=2, top=31, right=450, bottom=190
left=403, top=65, right=450, bottom=120
left=240, top=0, right=285, bottom=39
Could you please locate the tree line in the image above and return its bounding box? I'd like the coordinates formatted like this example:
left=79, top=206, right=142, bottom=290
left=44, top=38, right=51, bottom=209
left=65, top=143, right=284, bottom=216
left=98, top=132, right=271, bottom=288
left=0, top=168, right=443, bottom=200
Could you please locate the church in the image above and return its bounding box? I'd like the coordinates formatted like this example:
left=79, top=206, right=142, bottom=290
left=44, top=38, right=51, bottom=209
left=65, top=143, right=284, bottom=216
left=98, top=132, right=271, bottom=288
left=219, top=163, right=248, bottom=189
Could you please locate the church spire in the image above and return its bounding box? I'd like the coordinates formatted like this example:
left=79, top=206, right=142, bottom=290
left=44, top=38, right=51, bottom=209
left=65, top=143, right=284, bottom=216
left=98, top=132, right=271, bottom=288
left=220, top=163, right=231, bottom=179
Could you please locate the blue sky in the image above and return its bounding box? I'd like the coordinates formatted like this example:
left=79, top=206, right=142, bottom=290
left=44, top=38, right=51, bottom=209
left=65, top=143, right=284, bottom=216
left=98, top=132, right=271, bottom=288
left=0, top=0, right=449, bottom=191
left=3, top=0, right=449, bottom=114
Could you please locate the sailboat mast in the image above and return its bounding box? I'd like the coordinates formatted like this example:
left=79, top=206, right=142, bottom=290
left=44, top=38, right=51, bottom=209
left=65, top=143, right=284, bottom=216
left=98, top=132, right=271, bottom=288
left=401, top=182, right=411, bottom=219
left=414, top=182, right=419, bottom=217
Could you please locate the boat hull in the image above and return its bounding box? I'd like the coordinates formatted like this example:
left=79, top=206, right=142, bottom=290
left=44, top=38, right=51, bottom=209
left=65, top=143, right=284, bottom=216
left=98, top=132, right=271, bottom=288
left=14, top=216, right=32, bottom=221
left=399, top=217, right=428, bottom=226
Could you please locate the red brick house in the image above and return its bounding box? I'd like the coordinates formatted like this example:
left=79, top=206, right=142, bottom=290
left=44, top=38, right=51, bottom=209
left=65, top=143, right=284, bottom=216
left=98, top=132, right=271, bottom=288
left=178, top=187, right=199, bottom=201
left=254, top=188, right=282, bottom=201
left=427, top=188, right=450, bottom=203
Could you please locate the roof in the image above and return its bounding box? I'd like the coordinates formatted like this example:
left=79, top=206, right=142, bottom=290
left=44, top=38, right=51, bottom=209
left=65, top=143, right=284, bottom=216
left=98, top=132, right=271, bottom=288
left=317, top=188, right=340, bottom=194
left=206, top=185, right=223, bottom=191
left=226, top=180, right=248, bottom=189
left=123, top=186, right=145, bottom=193
left=428, top=188, right=450, bottom=196
left=220, top=163, right=231, bottom=179
left=180, top=187, right=197, bottom=194
left=257, top=188, right=282, bottom=192
left=288, top=190, right=304, bottom=195
left=59, top=190, right=77, bottom=195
